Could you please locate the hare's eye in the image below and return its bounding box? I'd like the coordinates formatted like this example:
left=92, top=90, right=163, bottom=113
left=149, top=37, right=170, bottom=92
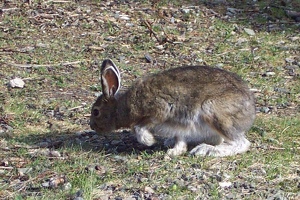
left=93, top=109, right=100, bottom=117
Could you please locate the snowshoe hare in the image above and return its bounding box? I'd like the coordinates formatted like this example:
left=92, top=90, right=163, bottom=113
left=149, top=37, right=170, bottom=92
left=90, top=59, right=256, bottom=157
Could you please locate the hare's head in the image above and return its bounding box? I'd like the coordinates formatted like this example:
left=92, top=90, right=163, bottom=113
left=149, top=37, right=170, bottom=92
left=90, top=59, right=121, bottom=134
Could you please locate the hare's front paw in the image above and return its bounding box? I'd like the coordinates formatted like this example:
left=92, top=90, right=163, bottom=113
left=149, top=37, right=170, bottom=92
left=166, top=140, right=187, bottom=157
left=134, top=126, right=156, bottom=146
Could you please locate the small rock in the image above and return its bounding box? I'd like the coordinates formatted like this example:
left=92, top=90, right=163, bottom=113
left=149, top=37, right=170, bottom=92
left=290, top=36, right=299, bottom=41
left=187, top=185, right=198, bottom=192
left=137, top=177, right=148, bottom=183
left=104, top=37, right=114, bottom=41
left=98, top=195, right=109, bottom=200
left=285, top=58, right=295, bottom=63
left=249, top=182, right=256, bottom=189
left=74, top=197, right=84, bottom=200
left=262, top=71, right=275, bottom=77
left=144, top=186, right=155, bottom=194
left=18, top=167, right=32, bottom=176
left=45, top=110, right=55, bottom=117
left=156, top=45, right=164, bottom=50
left=274, top=87, right=290, bottom=94
left=125, top=23, right=134, bottom=27
left=236, top=38, right=248, bottom=45
left=111, top=140, right=122, bottom=145
left=215, top=174, right=222, bottom=182
left=267, top=138, right=279, bottom=144
left=170, top=17, right=175, bottom=23
left=1, top=160, right=9, bottom=166
left=285, top=65, right=298, bottom=70
left=215, top=63, right=224, bottom=68
left=145, top=53, right=153, bottom=63
left=266, top=71, right=275, bottom=76
left=41, top=182, right=50, bottom=188
left=36, top=43, right=49, bottom=48
left=36, top=141, right=49, bottom=148
left=5, top=125, right=13, bottom=131
left=49, top=150, right=61, bottom=157
left=260, top=107, right=270, bottom=113
left=75, top=190, right=84, bottom=197
left=181, top=8, right=190, bottom=14
left=124, top=197, right=136, bottom=200
left=195, top=58, right=203, bottom=62
left=267, top=191, right=286, bottom=200
left=227, top=7, right=239, bottom=16
left=62, top=182, right=72, bottom=190
left=244, top=28, right=255, bottom=36
left=120, top=15, right=130, bottom=20
left=20, top=46, right=35, bottom=52
left=112, top=155, right=128, bottom=162
left=9, top=77, right=25, bottom=88
left=219, top=181, right=232, bottom=188
left=234, top=182, right=240, bottom=188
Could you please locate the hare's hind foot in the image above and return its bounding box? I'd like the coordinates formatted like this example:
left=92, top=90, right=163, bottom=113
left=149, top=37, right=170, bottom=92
left=190, top=137, right=250, bottom=157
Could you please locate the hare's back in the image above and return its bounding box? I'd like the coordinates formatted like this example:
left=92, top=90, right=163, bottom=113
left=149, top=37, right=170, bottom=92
left=125, top=65, right=254, bottom=125
left=144, top=66, right=250, bottom=94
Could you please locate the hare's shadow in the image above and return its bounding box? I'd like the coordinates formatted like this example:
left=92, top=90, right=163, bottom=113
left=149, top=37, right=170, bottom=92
left=19, top=130, right=167, bottom=156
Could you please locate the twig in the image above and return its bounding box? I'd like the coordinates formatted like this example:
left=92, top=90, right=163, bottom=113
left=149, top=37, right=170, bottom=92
left=22, top=77, right=45, bottom=81
left=7, top=61, right=82, bottom=68
left=31, top=13, right=60, bottom=20
left=280, top=126, right=290, bottom=135
left=142, top=19, right=163, bottom=44
left=142, top=20, right=176, bottom=44
left=87, top=46, right=104, bottom=51
left=68, top=105, right=85, bottom=111
left=0, top=166, right=14, bottom=170
left=160, top=25, right=175, bottom=43
left=44, top=0, right=72, bottom=3
left=1, top=8, right=20, bottom=13
left=269, top=146, right=300, bottom=150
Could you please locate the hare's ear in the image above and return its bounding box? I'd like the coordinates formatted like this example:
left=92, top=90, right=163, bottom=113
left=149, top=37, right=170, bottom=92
left=100, top=59, right=121, bottom=99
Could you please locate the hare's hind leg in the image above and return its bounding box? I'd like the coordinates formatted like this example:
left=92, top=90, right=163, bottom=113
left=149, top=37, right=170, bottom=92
left=190, top=97, right=254, bottom=157
left=190, top=135, right=250, bottom=157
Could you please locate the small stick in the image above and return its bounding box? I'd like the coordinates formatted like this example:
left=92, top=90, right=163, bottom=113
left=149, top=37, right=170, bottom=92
left=7, top=61, right=82, bottom=68
left=269, top=146, right=300, bottom=150
left=68, top=105, right=85, bottom=111
left=143, top=20, right=163, bottom=44
left=44, top=0, right=72, bottom=3
left=0, top=166, right=14, bottom=170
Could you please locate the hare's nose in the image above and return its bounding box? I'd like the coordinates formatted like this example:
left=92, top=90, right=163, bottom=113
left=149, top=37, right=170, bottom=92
left=89, top=121, right=95, bottom=130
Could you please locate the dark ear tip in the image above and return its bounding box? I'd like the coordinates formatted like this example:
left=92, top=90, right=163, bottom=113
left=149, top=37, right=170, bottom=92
left=101, top=59, right=114, bottom=71
left=102, top=59, right=113, bottom=65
